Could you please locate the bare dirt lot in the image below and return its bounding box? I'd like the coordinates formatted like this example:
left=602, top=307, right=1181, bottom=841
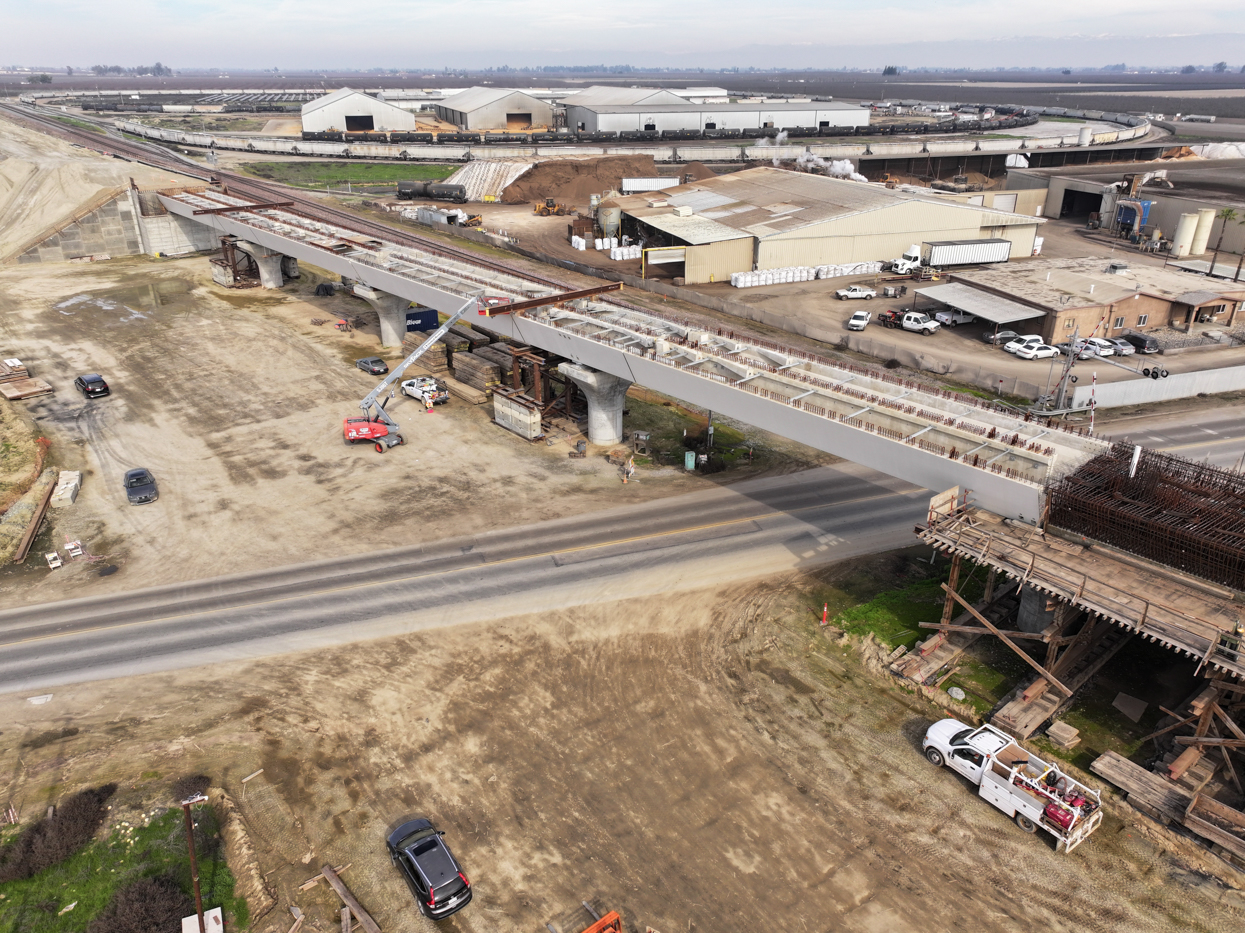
left=0, top=254, right=831, bottom=607
left=2, top=558, right=1242, bottom=933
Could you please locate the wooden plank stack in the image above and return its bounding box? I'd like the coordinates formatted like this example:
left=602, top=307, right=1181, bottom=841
left=451, top=352, right=500, bottom=394
left=402, top=334, right=448, bottom=374
left=0, top=358, right=53, bottom=400
left=448, top=324, right=492, bottom=349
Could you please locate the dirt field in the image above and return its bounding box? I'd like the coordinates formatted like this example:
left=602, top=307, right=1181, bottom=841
left=0, top=254, right=832, bottom=608
left=0, top=114, right=186, bottom=261
left=2, top=558, right=1242, bottom=933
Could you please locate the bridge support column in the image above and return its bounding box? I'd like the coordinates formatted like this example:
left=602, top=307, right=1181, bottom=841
left=235, top=241, right=286, bottom=289
left=354, top=285, right=410, bottom=347
left=558, top=363, right=631, bottom=446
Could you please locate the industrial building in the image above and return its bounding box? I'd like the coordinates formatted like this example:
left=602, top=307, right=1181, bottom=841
left=557, top=86, right=730, bottom=108
left=566, top=100, right=868, bottom=134
left=610, top=167, right=1043, bottom=285
left=1006, top=161, right=1245, bottom=262
left=947, top=257, right=1245, bottom=340
left=300, top=88, right=418, bottom=133
left=434, top=87, right=554, bottom=131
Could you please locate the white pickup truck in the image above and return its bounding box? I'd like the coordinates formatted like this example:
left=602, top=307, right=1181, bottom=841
left=934, top=309, right=976, bottom=327
left=877, top=310, right=941, bottom=334
left=835, top=285, right=877, bottom=301
left=923, top=719, right=1104, bottom=854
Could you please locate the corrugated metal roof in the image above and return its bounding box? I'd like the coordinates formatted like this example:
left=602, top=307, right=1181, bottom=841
left=437, top=87, right=547, bottom=113
left=615, top=167, right=1037, bottom=244
left=567, top=101, right=861, bottom=114
left=303, top=87, right=411, bottom=117
left=633, top=211, right=753, bottom=245
left=956, top=257, right=1245, bottom=312
left=918, top=283, right=1045, bottom=325
left=1177, top=289, right=1236, bottom=306
left=557, top=86, right=688, bottom=107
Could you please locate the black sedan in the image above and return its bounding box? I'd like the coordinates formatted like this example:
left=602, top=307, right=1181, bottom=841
left=386, top=819, right=472, bottom=920
left=74, top=374, right=110, bottom=397
left=123, top=468, right=158, bottom=505
left=356, top=357, right=389, bottom=375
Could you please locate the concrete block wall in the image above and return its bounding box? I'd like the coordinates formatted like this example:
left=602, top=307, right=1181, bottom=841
left=137, top=210, right=220, bottom=256
left=17, top=196, right=141, bottom=264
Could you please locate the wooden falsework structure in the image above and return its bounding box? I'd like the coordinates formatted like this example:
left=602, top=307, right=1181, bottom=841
left=918, top=490, right=1245, bottom=681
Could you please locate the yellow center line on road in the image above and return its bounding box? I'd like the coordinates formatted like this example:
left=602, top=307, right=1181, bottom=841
left=0, top=490, right=910, bottom=650
left=1158, top=435, right=1245, bottom=452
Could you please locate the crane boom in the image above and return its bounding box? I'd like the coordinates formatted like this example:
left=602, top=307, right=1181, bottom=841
left=359, top=295, right=478, bottom=427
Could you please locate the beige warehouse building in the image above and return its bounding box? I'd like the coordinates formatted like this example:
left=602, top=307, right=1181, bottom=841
left=613, top=167, right=1044, bottom=285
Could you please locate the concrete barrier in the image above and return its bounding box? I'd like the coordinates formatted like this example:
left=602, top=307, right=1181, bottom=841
left=1071, top=362, right=1245, bottom=408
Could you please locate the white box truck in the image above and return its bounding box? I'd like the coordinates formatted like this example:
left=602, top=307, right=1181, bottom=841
left=922, top=718, right=1104, bottom=853
left=921, top=238, right=1013, bottom=267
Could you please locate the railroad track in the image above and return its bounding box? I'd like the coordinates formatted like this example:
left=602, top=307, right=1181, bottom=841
left=1, top=101, right=682, bottom=321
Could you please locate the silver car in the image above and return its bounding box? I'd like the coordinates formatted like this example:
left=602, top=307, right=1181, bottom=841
left=1104, top=337, right=1135, bottom=356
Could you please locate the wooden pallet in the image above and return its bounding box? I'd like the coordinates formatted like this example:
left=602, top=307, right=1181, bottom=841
left=0, top=358, right=31, bottom=385
left=0, top=377, right=53, bottom=400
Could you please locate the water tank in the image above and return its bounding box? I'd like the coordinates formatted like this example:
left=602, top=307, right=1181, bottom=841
left=1172, top=213, right=1198, bottom=259
left=1077, top=125, right=1093, bottom=147
left=598, top=200, right=622, bottom=239
left=1190, top=207, right=1216, bottom=255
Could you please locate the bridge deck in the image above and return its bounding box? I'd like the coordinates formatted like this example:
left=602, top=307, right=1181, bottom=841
left=158, top=187, right=1110, bottom=519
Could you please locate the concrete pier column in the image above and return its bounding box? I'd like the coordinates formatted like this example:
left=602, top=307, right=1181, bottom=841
left=281, top=255, right=300, bottom=279
left=235, top=240, right=286, bottom=289
left=353, top=285, right=410, bottom=347
left=558, top=362, right=631, bottom=446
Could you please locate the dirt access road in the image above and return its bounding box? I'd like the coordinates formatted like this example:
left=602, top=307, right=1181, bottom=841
left=0, top=255, right=832, bottom=608
left=2, top=559, right=1242, bottom=933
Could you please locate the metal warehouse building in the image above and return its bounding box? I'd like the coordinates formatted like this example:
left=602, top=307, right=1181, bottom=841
left=301, top=88, right=417, bottom=133
left=613, top=167, right=1044, bottom=285
left=435, top=87, right=554, bottom=131
left=565, top=100, right=869, bottom=134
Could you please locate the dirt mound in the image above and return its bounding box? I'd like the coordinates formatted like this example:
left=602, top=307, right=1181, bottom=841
left=682, top=161, right=717, bottom=181
left=502, top=155, right=657, bottom=205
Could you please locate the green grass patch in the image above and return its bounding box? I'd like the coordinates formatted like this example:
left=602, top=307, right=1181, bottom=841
left=42, top=113, right=104, bottom=134
left=0, top=806, right=244, bottom=933
left=239, top=161, right=457, bottom=190
left=833, top=572, right=984, bottom=649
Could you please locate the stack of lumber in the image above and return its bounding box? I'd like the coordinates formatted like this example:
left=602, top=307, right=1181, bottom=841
left=402, top=334, right=448, bottom=373
left=0, top=358, right=53, bottom=401
left=451, top=353, right=500, bottom=394
left=472, top=323, right=519, bottom=347
left=50, top=471, right=82, bottom=509
left=448, top=324, right=491, bottom=349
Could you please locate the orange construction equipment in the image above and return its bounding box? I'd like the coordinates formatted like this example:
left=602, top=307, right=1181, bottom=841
left=580, top=912, right=622, bottom=933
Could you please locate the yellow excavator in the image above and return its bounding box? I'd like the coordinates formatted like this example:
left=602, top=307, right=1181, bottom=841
left=533, top=198, right=570, bottom=217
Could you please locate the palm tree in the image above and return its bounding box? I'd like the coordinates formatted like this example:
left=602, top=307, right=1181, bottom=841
left=1210, top=207, right=1238, bottom=275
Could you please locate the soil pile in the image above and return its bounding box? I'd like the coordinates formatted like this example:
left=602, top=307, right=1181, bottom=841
left=682, top=161, right=717, bottom=181
left=502, top=155, right=657, bottom=205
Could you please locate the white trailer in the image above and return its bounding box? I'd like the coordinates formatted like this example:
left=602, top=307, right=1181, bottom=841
left=921, top=238, right=1012, bottom=267
left=922, top=719, right=1103, bottom=853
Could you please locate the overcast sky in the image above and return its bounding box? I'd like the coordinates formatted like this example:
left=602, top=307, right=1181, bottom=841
left=7, top=1, right=1245, bottom=69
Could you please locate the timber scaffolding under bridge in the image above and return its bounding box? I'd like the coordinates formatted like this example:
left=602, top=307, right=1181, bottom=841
left=913, top=443, right=1245, bottom=740
left=155, top=184, right=1110, bottom=519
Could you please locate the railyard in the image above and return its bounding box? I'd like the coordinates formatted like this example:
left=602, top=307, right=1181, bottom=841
left=3, top=66, right=1245, bottom=933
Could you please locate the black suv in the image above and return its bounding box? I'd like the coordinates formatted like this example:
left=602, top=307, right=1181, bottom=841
left=356, top=357, right=389, bottom=375
left=74, top=374, right=110, bottom=397
left=386, top=819, right=472, bottom=920
left=1121, top=332, right=1160, bottom=354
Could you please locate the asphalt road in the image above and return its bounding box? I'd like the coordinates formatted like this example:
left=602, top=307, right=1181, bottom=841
left=0, top=465, right=927, bottom=694
left=1104, top=407, right=1245, bottom=468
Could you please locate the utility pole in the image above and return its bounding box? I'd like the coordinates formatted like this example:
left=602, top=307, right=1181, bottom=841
left=181, top=794, right=209, bottom=933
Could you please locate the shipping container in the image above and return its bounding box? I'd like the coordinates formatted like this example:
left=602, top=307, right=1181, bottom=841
left=922, top=238, right=1012, bottom=267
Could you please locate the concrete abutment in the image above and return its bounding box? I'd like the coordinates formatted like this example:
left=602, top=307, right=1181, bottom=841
left=353, top=285, right=410, bottom=347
